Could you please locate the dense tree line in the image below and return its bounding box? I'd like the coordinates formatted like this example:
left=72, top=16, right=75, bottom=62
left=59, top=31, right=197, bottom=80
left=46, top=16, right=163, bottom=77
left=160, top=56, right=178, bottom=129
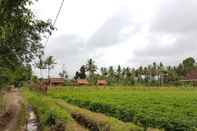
left=0, top=0, right=53, bottom=88
left=74, top=57, right=197, bottom=86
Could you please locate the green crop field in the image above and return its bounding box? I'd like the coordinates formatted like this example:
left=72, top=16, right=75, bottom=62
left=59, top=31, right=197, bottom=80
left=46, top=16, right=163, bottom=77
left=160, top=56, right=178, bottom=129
left=48, top=86, right=197, bottom=131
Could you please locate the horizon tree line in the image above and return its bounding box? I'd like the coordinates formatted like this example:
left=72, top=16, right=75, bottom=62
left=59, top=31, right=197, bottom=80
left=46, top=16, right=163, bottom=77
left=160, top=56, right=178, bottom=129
left=74, top=57, right=197, bottom=86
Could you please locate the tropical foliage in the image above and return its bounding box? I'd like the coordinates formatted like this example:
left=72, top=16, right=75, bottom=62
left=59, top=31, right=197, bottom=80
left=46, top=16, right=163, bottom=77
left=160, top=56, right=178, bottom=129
left=74, top=57, right=197, bottom=86
left=0, top=0, right=53, bottom=88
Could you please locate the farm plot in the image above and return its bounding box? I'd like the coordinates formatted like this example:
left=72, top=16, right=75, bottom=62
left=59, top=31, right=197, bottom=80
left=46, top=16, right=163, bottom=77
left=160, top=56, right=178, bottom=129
left=22, top=88, right=142, bottom=131
left=48, top=87, right=197, bottom=131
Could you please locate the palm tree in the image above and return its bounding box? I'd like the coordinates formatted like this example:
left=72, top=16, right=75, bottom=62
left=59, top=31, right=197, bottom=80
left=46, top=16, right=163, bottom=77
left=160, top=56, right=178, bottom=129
left=86, top=59, right=97, bottom=83
left=45, top=56, right=56, bottom=79
left=108, top=66, right=115, bottom=83
left=59, top=70, right=68, bottom=80
left=36, top=55, right=46, bottom=79
left=100, top=67, right=108, bottom=79
left=86, top=59, right=97, bottom=75
left=116, top=65, right=122, bottom=81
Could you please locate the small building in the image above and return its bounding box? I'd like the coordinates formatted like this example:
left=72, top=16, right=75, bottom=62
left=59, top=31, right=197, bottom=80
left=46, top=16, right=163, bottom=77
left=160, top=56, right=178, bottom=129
left=97, top=80, right=108, bottom=86
left=48, top=78, right=65, bottom=87
left=182, top=70, right=197, bottom=86
left=76, top=79, right=89, bottom=85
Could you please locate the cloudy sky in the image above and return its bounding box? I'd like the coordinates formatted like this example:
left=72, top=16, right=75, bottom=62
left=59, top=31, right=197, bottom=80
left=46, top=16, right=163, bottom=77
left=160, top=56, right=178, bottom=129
left=32, top=0, right=197, bottom=77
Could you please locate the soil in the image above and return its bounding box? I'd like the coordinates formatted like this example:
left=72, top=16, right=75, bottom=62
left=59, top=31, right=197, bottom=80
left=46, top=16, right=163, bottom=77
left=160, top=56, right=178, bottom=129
left=0, top=89, right=24, bottom=131
left=71, top=112, right=109, bottom=131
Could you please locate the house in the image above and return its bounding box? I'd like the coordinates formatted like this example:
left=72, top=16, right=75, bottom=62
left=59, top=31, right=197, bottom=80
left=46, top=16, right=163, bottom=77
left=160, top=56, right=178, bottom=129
left=182, top=70, right=197, bottom=86
left=48, top=78, right=65, bottom=87
left=184, top=70, right=197, bottom=81
left=97, top=80, right=107, bottom=86
left=76, top=79, right=89, bottom=85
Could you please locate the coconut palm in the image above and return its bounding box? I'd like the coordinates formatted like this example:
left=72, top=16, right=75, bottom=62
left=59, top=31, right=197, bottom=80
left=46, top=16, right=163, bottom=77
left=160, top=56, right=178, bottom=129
left=36, top=55, right=46, bottom=79
left=59, top=70, right=68, bottom=80
left=45, top=56, right=56, bottom=79
left=86, top=59, right=97, bottom=75
left=116, top=65, right=122, bottom=81
left=100, top=67, right=108, bottom=79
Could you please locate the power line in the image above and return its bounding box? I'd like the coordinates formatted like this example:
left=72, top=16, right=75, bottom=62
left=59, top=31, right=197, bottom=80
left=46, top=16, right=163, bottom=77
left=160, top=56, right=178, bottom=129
left=44, top=0, right=65, bottom=48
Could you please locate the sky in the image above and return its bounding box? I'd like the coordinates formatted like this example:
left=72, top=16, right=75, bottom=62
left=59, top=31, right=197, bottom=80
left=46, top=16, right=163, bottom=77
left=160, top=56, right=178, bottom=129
left=31, top=0, right=197, bottom=77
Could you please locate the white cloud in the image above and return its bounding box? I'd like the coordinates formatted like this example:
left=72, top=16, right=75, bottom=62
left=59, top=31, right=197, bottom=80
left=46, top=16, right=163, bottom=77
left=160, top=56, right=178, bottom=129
left=32, top=0, right=197, bottom=77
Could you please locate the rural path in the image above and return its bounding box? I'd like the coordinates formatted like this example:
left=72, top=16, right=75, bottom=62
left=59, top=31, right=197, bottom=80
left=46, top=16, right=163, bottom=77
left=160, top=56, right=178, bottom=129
left=0, top=89, right=24, bottom=131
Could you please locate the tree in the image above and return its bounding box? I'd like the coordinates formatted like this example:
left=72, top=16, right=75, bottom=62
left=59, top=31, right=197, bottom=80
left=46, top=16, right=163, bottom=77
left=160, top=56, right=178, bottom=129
left=79, top=65, right=86, bottom=79
left=45, top=56, right=56, bottom=79
left=59, top=70, right=68, bottom=80
left=116, top=65, right=122, bottom=81
left=86, top=58, right=97, bottom=77
left=74, top=71, right=80, bottom=80
left=108, top=66, right=115, bottom=83
left=100, top=67, right=108, bottom=79
left=0, top=0, right=53, bottom=87
left=182, top=57, right=196, bottom=74
left=36, top=55, right=46, bottom=79
left=86, top=58, right=97, bottom=84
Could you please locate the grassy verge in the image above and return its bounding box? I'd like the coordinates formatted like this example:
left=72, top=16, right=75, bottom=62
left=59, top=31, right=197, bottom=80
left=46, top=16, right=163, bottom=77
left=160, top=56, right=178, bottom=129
left=0, top=92, right=5, bottom=114
left=16, top=102, right=28, bottom=131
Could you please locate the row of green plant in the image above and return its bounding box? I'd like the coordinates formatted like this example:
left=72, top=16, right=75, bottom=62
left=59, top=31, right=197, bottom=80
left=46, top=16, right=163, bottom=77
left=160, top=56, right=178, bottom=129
left=48, top=87, right=197, bottom=131
left=23, top=88, right=143, bottom=131
left=22, top=88, right=70, bottom=130
left=56, top=100, right=144, bottom=131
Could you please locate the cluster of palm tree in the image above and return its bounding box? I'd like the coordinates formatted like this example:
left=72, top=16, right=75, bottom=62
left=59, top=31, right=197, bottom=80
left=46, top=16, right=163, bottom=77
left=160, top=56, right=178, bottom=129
left=75, top=57, right=197, bottom=86
left=99, top=63, right=171, bottom=85
left=36, top=55, right=56, bottom=79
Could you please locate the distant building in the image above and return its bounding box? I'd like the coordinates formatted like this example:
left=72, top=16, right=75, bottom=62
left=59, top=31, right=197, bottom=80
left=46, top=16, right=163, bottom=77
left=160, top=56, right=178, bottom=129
left=184, top=70, right=197, bottom=81
left=76, top=79, right=89, bottom=85
left=97, top=80, right=108, bottom=86
left=182, top=70, right=197, bottom=86
left=48, top=78, right=65, bottom=87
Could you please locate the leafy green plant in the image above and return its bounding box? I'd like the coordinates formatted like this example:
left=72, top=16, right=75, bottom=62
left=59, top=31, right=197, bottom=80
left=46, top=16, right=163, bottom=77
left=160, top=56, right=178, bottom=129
left=48, top=86, right=197, bottom=131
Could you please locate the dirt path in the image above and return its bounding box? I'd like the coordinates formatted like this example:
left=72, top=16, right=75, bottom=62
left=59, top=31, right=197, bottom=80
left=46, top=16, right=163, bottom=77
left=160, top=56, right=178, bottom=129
left=0, top=89, right=24, bottom=131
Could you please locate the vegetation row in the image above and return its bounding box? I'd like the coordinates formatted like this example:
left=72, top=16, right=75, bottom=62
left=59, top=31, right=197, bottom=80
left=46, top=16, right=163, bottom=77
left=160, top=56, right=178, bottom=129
left=48, top=87, right=197, bottom=131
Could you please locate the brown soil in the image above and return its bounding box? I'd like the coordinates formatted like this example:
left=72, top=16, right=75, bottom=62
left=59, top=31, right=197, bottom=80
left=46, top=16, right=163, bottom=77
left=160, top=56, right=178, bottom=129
left=0, top=89, right=24, bottom=131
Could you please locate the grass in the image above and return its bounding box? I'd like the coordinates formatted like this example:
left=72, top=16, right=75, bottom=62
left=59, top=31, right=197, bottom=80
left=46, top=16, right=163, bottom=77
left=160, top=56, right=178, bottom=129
left=48, top=86, right=197, bottom=131
left=0, top=92, right=5, bottom=114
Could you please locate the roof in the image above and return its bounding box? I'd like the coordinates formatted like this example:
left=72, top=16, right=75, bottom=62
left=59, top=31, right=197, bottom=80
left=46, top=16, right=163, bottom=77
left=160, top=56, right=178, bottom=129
left=184, top=70, right=197, bottom=81
left=77, top=79, right=89, bottom=85
left=49, top=78, right=65, bottom=83
left=97, top=80, right=107, bottom=85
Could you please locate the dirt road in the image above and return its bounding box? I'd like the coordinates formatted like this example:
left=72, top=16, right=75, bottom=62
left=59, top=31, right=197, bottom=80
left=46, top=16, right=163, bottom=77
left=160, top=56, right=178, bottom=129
left=0, top=89, right=24, bottom=131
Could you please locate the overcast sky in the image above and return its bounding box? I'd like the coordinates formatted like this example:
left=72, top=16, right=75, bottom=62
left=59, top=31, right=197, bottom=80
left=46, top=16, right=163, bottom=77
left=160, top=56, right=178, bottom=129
left=32, top=0, right=197, bottom=77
